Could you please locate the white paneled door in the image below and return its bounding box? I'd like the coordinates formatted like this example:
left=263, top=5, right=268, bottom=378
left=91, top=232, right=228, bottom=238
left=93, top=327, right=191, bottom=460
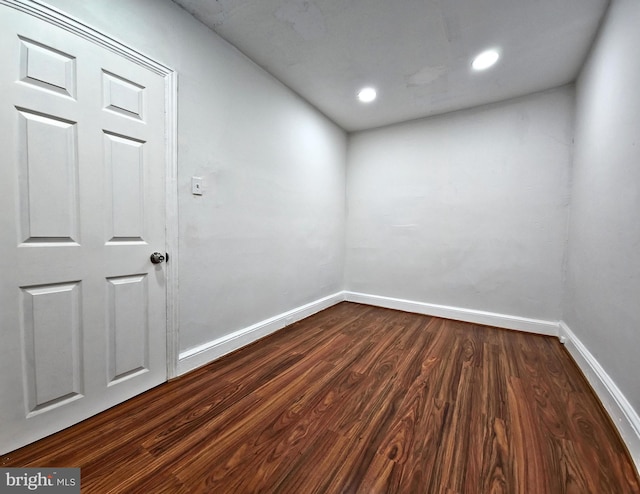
left=0, top=5, right=169, bottom=454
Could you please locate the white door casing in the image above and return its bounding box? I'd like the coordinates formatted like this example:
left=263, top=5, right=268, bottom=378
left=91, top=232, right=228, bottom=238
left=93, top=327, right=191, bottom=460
left=0, top=1, right=178, bottom=455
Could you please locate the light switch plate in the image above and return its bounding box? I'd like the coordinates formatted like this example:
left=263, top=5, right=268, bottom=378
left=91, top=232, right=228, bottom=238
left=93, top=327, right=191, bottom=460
left=192, top=176, right=203, bottom=195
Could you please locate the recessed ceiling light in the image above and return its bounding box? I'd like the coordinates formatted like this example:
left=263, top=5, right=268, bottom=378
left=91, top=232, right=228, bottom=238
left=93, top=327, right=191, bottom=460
left=358, top=87, right=377, bottom=103
left=472, top=49, right=500, bottom=71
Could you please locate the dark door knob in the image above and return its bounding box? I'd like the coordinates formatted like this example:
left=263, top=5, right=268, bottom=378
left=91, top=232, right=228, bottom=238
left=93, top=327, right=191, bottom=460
left=150, top=252, right=166, bottom=264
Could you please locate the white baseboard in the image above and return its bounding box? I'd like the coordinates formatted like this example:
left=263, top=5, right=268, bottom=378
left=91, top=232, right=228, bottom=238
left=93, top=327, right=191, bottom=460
left=344, top=291, right=559, bottom=336
left=177, top=292, right=345, bottom=375
left=177, top=290, right=559, bottom=377
left=559, top=321, right=640, bottom=472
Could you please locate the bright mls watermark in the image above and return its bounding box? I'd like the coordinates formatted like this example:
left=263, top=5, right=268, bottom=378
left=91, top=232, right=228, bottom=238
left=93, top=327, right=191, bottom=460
left=0, top=469, right=79, bottom=493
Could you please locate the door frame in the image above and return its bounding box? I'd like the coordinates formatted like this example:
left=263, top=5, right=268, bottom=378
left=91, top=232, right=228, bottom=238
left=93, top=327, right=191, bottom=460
left=1, top=0, right=180, bottom=378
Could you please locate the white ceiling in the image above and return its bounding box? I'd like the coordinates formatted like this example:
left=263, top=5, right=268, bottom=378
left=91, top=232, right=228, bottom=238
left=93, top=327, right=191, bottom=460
left=172, top=0, right=609, bottom=132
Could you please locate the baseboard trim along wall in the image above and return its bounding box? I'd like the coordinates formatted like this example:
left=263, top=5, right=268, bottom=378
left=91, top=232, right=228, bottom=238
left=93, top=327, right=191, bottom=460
left=344, top=291, right=560, bottom=336
left=177, top=291, right=345, bottom=375
left=559, top=321, right=640, bottom=472
left=177, top=290, right=559, bottom=377
left=178, top=290, right=559, bottom=375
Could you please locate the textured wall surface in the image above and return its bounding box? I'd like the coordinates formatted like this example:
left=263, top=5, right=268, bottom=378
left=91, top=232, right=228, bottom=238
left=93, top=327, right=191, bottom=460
left=564, top=0, right=640, bottom=414
left=346, top=88, right=574, bottom=321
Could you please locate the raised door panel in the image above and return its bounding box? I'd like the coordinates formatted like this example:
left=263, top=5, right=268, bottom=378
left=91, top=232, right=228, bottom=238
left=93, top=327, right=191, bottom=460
left=104, top=132, right=146, bottom=243
left=102, top=70, right=144, bottom=121
left=19, top=36, right=76, bottom=98
left=17, top=109, right=79, bottom=244
left=106, top=275, right=149, bottom=385
left=20, top=282, right=83, bottom=415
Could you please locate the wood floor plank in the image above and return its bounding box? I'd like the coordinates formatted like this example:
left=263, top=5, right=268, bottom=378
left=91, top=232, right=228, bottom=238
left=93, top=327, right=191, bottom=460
left=2, top=302, right=638, bottom=493
left=506, top=376, right=552, bottom=492
left=480, top=416, right=510, bottom=494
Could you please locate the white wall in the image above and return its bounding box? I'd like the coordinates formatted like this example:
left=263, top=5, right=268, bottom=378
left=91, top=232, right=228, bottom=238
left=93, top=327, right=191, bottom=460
left=44, top=0, right=347, bottom=354
left=346, top=87, right=574, bottom=322
left=563, top=0, right=640, bottom=420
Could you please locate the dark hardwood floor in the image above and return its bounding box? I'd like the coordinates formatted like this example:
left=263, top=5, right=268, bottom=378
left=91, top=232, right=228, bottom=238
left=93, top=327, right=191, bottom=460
left=2, top=302, right=639, bottom=493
